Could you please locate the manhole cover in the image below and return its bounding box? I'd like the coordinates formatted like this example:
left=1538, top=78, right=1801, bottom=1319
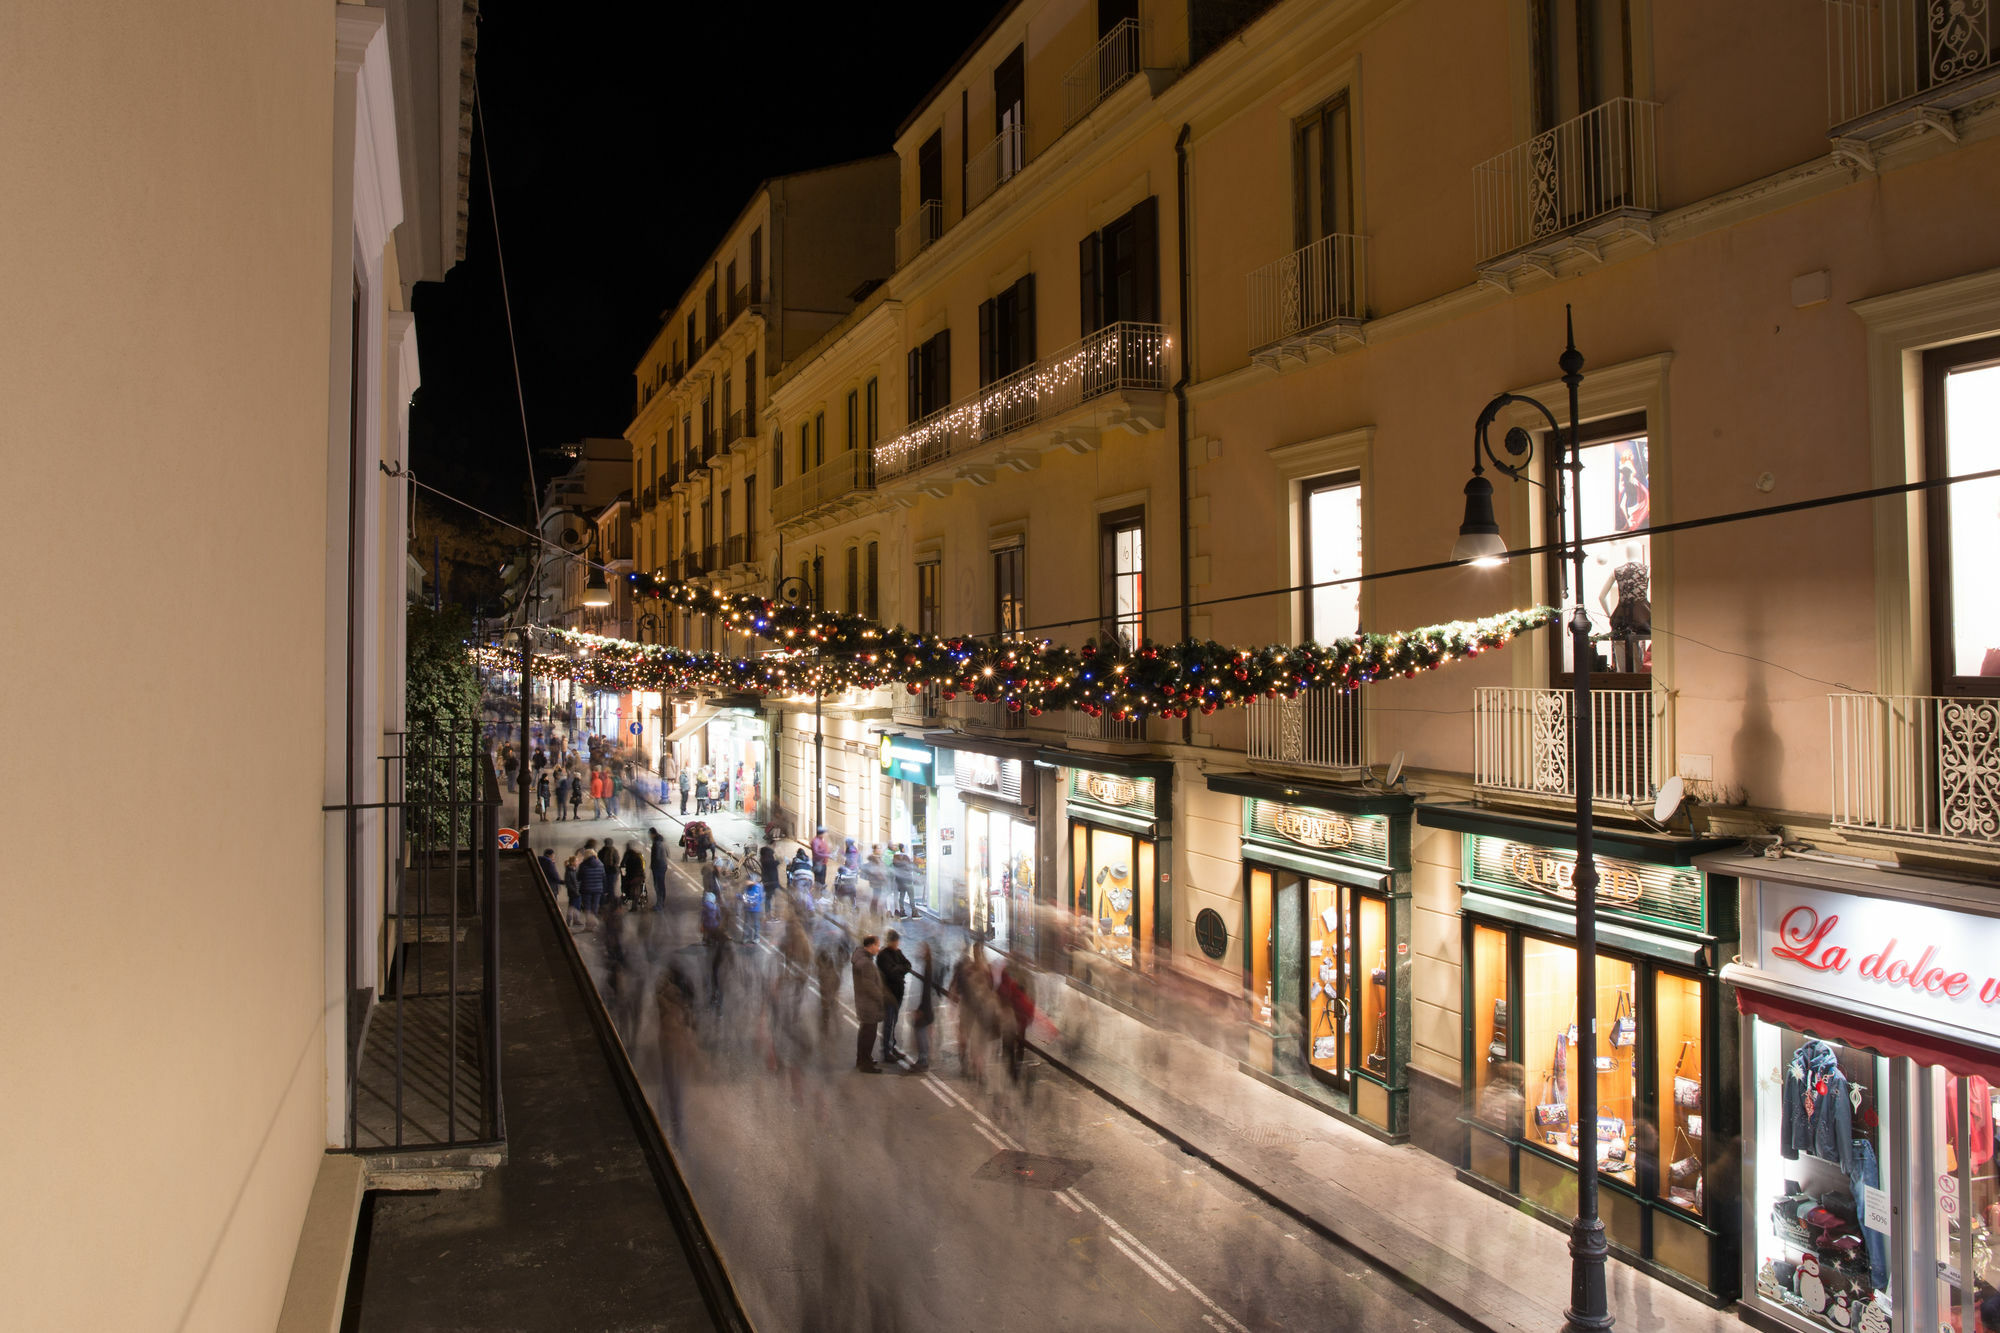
left=973, top=1150, right=1092, bottom=1191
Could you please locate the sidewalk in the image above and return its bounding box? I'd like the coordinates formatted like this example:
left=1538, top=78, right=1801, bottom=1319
left=1024, top=985, right=1735, bottom=1333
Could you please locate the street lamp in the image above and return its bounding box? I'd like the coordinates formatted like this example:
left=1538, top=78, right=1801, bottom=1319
left=581, top=562, right=612, bottom=607
left=1451, top=307, right=1612, bottom=1333
left=775, top=573, right=824, bottom=838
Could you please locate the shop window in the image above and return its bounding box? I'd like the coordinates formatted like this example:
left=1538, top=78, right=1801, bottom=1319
left=1519, top=938, right=1640, bottom=1186
left=1922, top=336, right=2000, bottom=696
left=1750, top=1021, right=1892, bottom=1331
left=1655, top=970, right=1706, bottom=1217
left=1101, top=508, right=1143, bottom=647
left=1303, top=471, right=1362, bottom=642
left=1355, top=893, right=1388, bottom=1079
left=1932, top=1066, right=1999, bottom=1333
left=1073, top=823, right=1151, bottom=970
left=1306, top=877, right=1349, bottom=1081
left=1249, top=868, right=1274, bottom=1026
left=1550, top=413, right=1651, bottom=684
left=1470, top=925, right=1515, bottom=1129
left=994, top=543, right=1025, bottom=641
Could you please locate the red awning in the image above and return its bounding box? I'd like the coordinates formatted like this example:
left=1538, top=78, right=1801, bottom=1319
left=1734, top=986, right=2000, bottom=1086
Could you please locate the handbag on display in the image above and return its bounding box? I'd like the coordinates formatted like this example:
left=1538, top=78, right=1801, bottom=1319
left=1566, top=1020, right=1580, bottom=1046
left=1610, top=990, right=1636, bottom=1048
left=1597, top=1115, right=1626, bottom=1143
left=1673, top=1038, right=1701, bottom=1110
left=1535, top=1067, right=1569, bottom=1129
left=1370, top=951, right=1387, bottom=986
left=1669, top=1126, right=1702, bottom=1187
left=1687, top=1114, right=1703, bottom=1140
left=1488, top=999, right=1510, bottom=1064
left=1313, top=1035, right=1339, bottom=1062
left=1365, top=1011, right=1388, bottom=1076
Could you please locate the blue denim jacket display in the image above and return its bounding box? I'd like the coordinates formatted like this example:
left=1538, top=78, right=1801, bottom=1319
left=1780, top=1039, right=1854, bottom=1175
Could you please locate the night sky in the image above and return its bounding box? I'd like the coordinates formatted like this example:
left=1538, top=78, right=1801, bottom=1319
left=408, top=1, right=1010, bottom=537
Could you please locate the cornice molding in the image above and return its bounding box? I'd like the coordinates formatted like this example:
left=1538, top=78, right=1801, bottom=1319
left=340, top=6, right=403, bottom=267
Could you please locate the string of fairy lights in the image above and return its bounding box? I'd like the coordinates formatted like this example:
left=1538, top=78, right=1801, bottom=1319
left=474, top=575, right=1557, bottom=721
left=872, top=323, right=1170, bottom=474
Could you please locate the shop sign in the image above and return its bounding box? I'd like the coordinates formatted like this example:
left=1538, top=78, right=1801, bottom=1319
left=1248, top=799, right=1390, bottom=863
left=879, top=734, right=934, bottom=782
left=1069, top=768, right=1155, bottom=816
left=1468, top=835, right=1703, bottom=932
left=963, top=753, right=1001, bottom=789
left=1753, top=880, right=2000, bottom=1037
left=952, top=753, right=1023, bottom=802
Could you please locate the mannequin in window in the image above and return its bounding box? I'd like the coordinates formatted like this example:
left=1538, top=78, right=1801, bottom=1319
left=1599, top=558, right=1650, bottom=672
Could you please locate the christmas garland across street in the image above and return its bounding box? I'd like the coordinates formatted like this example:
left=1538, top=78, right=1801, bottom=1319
left=482, top=582, right=1555, bottom=721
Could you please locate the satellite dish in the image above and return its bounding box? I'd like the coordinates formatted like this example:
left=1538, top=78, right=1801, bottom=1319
left=1653, top=775, right=1687, bottom=826
left=1383, top=750, right=1406, bottom=789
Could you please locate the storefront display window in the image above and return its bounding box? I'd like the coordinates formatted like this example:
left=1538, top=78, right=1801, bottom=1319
left=1307, top=877, right=1349, bottom=1080
left=1072, top=823, right=1152, bottom=970
left=1356, top=894, right=1388, bottom=1079
left=1750, top=1021, right=1891, bottom=1332
left=1516, top=939, right=1640, bottom=1184
left=1656, top=970, right=1706, bottom=1217
left=1932, top=1067, right=1998, bottom=1333
left=1249, top=869, right=1274, bottom=1027
left=966, top=807, right=1034, bottom=954
left=1471, top=925, right=1515, bottom=1129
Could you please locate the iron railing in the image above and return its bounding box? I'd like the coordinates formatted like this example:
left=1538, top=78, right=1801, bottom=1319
left=1473, top=97, right=1660, bottom=268
left=1826, top=0, right=1999, bottom=130
left=1066, top=708, right=1150, bottom=743
left=893, top=684, right=944, bottom=725
left=874, top=321, right=1168, bottom=481
left=682, top=547, right=706, bottom=578
left=721, top=533, right=752, bottom=568
left=1830, top=692, right=2000, bottom=846
left=1473, top=685, right=1671, bottom=805
left=895, top=199, right=946, bottom=268
left=344, top=729, right=503, bottom=1152
left=1246, top=689, right=1365, bottom=771
left=684, top=446, right=702, bottom=478
left=948, top=697, right=1026, bottom=731
left=702, top=542, right=719, bottom=573
left=772, top=447, right=874, bottom=525
left=724, top=408, right=752, bottom=447
left=1065, top=18, right=1146, bottom=128
left=1247, top=232, right=1367, bottom=354
left=967, top=123, right=1029, bottom=211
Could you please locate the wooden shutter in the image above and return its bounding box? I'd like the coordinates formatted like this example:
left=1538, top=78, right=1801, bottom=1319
left=978, top=297, right=996, bottom=387
left=1015, top=273, right=1037, bottom=364
left=1130, top=196, right=1160, bottom=325
left=1079, top=231, right=1102, bottom=335
left=908, top=346, right=922, bottom=422
left=931, top=330, right=951, bottom=416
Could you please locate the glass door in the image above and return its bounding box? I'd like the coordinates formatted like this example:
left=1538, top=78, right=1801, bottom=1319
left=1305, top=876, right=1348, bottom=1086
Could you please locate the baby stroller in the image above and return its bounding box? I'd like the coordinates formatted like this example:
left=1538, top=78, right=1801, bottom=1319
left=679, top=821, right=712, bottom=861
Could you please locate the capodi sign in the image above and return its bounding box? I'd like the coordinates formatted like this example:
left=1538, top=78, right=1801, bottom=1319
left=1755, top=880, right=2000, bottom=1037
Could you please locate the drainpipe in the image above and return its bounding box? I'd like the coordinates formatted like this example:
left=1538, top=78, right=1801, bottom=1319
left=1173, top=123, right=1194, bottom=747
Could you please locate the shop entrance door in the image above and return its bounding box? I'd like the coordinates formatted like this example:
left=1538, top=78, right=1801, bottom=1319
left=1273, top=877, right=1305, bottom=1068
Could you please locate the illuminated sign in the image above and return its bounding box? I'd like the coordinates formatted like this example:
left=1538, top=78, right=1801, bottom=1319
left=1084, top=773, right=1138, bottom=805
left=879, top=734, right=934, bottom=780
left=1468, top=835, right=1704, bottom=932
left=1245, top=798, right=1390, bottom=864
left=1272, top=804, right=1355, bottom=849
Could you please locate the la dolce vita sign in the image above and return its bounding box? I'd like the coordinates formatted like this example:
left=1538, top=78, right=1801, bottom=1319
left=1756, top=880, right=2000, bottom=1033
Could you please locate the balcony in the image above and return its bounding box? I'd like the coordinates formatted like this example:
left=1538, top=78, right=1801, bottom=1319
left=1830, top=693, right=2000, bottom=849
left=874, top=321, right=1169, bottom=484
left=948, top=697, right=1026, bottom=732
left=772, top=447, right=874, bottom=527
left=892, top=685, right=943, bottom=727
left=1066, top=708, right=1156, bottom=744
left=681, top=547, right=707, bottom=579
left=1064, top=18, right=1145, bottom=129
left=702, top=542, right=719, bottom=574
left=1247, top=232, right=1367, bottom=366
left=724, top=408, right=757, bottom=451
left=701, top=431, right=718, bottom=463
left=682, top=446, right=705, bottom=481
left=656, top=471, right=671, bottom=496
left=1825, top=0, right=2000, bottom=158
left=895, top=199, right=945, bottom=269
left=1473, top=685, right=1672, bottom=806
left=966, top=123, right=1029, bottom=212
left=1246, top=690, right=1365, bottom=772
left=1473, top=97, right=1660, bottom=285
left=720, top=533, right=754, bottom=570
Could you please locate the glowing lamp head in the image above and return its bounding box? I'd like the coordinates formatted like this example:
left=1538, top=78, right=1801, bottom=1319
left=1451, top=473, right=1508, bottom=567
left=582, top=567, right=613, bottom=607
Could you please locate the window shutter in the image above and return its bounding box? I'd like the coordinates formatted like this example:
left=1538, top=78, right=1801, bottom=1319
left=908, top=346, right=922, bottom=422
left=1079, top=232, right=1102, bottom=335
left=1015, top=273, right=1037, bottom=365
left=933, top=330, right=951, bottom=415
left=1130, top=196, right=1160, bottom=325
left=978, top=297, right=996, bottom=387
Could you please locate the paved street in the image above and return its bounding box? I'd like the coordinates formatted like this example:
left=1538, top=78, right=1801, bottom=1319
left=525, top=793, right=1467, bottom=1332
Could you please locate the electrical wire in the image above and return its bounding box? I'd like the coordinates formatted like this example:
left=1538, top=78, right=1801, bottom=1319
left=472, top=71, right=539, bottom=523
left=394, top=467, right=615, bottom=573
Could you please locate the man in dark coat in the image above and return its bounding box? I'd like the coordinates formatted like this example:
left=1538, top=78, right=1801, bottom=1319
left=876, top=929, right=912, bottom=1065
left=598, top=841, right=620, bottom=917
left=851, top=936, right=887, bottom=1073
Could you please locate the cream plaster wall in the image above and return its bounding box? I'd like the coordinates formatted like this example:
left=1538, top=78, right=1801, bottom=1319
left=0, top=3, right=335, bottom=1330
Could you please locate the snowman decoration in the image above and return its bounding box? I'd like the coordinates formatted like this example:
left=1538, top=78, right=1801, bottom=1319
left=1855, top=1297, right=1890, bottom=1333
left=1795, top=1252, right=1827, bottom=1317
left=1826, top=1293, right=1853, bottom=1329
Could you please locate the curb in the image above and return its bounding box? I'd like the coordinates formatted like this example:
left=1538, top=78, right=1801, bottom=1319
left=1025, top=1036, right=1520, bottom=1333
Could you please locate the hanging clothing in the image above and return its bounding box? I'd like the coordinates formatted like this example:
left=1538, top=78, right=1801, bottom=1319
left=1945, top=1075, right=1995, bottom=1169
left=1781, top=1040, right=1854, bottom=1175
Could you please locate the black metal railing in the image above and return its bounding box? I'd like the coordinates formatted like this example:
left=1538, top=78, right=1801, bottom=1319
left=341, top=728, right=504, bottom=1153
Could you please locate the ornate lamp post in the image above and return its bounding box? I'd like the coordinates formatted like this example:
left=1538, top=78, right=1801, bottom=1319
left=1452, top=308, right=1612, bottom=1333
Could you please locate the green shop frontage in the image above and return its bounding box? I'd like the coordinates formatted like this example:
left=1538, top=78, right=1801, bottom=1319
left=1210, top=773, right=1415, bottom=1141
left=1418, top=803, right=1743, bottom=1304
left=1053, top=750, right=1174, bottom=1012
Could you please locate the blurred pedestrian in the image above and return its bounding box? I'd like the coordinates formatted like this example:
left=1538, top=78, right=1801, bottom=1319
left=606, top=764, right=621, bottom=818
left=877, top=929, right=911, bottom=1065
left=597, top=840, right=619, bottom=914
left=503, top=745, right=518, bottom=792
left=575, top=842, right=606, bottom=929
left=568, top=770, right=583, bottom=820
left=909, top=942, right=938, bottom=1072
left=815, top=922, right=844, bottom=1036
left=851, top=935, right=887, bottom=1073
left=997, top=963, right=1037, bottom=1083
left=678, top=766, right=691, bottom=815
left=649, top=827, right=669, bottom=908
left=891, top=846, right=917, bottom=917
left=741, top=875, right=765, bottom=945
left=532, top=745, right=547, bottom=774
left=811, top=827, right=832, bottom=888
left=535, top=769, right=551, bottom=817
left=553, top=770, right=570, bottom=820
left=560, top=851, right=583, bottom=929
left=621, top=840, right=645, bottom=908
left=537, top=846, right=559, bottom=888
left=861, top=847, right=888, bottom=917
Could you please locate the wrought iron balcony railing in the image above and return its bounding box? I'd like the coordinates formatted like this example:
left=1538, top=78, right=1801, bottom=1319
left=966, top=123, right=1029, bottom=211
left=772, top=447, right=874, bottom=525
left=1473, top=97, right=1660, bottom=270
left=1246, top=689, right=1365, bottom=772
left=1473, top=684, right=1672, bottom=806
left=1830, top=692, right=2000, bottom=847
left=1826, top=0, right=2000, bottom=136
left=1064, top=18, right=1145, bottom=128
left=895, top=199, right=945, bottom=269
left=873, top=321, right=1169, bottom=482
left=1247, top=232, right=1367, bottom=361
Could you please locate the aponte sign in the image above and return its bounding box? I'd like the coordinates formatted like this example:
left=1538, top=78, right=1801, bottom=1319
left=1754, top=879, right=2000, bottom=1038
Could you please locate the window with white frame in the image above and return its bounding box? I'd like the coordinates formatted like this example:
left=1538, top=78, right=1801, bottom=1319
left=1551, top=413, right=1651, bottom=682
left=1302, top=471, right=1362, bottom=642
left=1924, top=337, right=2000, bottom=694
